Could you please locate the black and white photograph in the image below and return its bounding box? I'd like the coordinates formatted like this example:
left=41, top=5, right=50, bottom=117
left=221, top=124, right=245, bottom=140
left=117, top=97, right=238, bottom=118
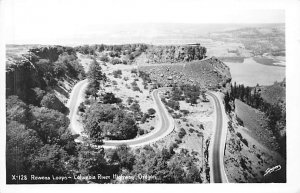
left=1, top=0, right=300, bottom=192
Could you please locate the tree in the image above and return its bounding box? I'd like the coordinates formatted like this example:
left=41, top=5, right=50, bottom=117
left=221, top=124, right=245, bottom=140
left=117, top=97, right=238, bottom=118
left=29, top=144, right=75, bottom=183
left=87, top=59, right=106, bottom=82
left=224, top=91, right=231, bottom=112
left=186, top=165, right=202, bottom=183
left=130, top=102, right=141, bottom=114
left=110, top=144, right=135, bottom=171
left=102, top=92, right=121, bottom=104
left=77, top=144, right=109, bottom=178
left=6, top=121, right=43, bottom=183
left=6, top=95, right=29, bottom=124
left=28, top=106, right=70, bottom=144
left=87, top=59, right=106, bottom=99
left=41, top=93, right=68, bottom=114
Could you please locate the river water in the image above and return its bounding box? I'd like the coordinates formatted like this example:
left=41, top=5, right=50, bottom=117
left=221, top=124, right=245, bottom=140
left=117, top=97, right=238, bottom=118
left=225, top=58, right=286, bottom=87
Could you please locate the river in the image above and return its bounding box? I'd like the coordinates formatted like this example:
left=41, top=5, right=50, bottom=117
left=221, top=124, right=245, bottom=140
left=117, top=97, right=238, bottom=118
left=225, top=57, right=286, bottom=87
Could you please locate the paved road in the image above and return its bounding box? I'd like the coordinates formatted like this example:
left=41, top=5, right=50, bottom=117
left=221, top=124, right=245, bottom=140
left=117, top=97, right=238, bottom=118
left=207, top=92, right=228, bottom=183
left=67, top=79, right=88, bottom=134
left=67, top=80, right=174, bottom=148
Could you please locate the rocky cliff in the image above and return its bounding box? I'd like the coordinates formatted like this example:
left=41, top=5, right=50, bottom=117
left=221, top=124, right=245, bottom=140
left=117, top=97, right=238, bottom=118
left=144, top=44, right=207, bottom=63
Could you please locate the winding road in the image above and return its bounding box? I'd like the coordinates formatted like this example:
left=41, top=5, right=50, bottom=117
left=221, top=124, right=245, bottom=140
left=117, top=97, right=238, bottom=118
left=67, top=79, right=228, bottom=182
left=207, top=92, right=229, bottom=183
left=67, top=79, right=175, bottom=148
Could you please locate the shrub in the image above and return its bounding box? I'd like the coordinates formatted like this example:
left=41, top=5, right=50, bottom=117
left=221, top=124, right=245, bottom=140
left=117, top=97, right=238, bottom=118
left=236, top=132, right=243, bottom=139
left=131, top=69, right=137, bottom=74
left=99, top=55, right=109, bottom=62
left=175, top=138, right=182, bottom=144
left=138, top=128, right=145, bottom=135
left=180, top=109, right=190, bottom=116
left=140, top=113, right=149, bottom=123
left=113, top=70, right=122, bottom=78
left=182, top=118, right=187, bottom=122
left=111, top=58, right=122, bottom=65
left=122, top=60, right=128, bottom=65
left=168, top=109, right=174, bottom=113
left=131, top=81, right=138, bottom=87
left=147, top=108, right=156, bottom=115
left=84, top=99, right=91, bottom=105
left=130, top=102, right=141, bottom=113
left=189, top=128, right=195, bottom=133
left=178, top=128, right=187, bottom=139
left=112, top=80, right=118, bottom=85
left=167, top=99, right=180, bottom=110
left=127, top=97, right=134, bottom=105
left=199, top=124, right=204, bottom=130
left=132, top=86, right=140, bottom=92
left=102, top=92, right=122, bottom=104
left=150, top=126, right=155, bottom=130
left=172, top=113, right=182, bottom=119
left=236, top=115, right=244, bottom=126
left=78, top=102, right=86, bottom=112
left=236, top=132, right=248, bottom=147
left=242, top=138, right=248, bottom=147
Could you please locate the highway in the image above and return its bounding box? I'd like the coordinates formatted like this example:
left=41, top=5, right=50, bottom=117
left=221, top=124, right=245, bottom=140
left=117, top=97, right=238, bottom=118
left=207, top=92, right=228, bottom=183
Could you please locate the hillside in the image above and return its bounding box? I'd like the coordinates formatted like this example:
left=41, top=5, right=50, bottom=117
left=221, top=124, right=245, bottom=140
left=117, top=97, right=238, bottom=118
left=6, top=45, right=85, bottom=105
left=139, top=57, right=231, bottom=90
left=260, top=79, right=286, bottom=107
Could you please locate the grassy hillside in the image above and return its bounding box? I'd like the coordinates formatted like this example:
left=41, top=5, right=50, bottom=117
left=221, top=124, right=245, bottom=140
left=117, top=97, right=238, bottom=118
left=235, top=99, right=279, bottom=151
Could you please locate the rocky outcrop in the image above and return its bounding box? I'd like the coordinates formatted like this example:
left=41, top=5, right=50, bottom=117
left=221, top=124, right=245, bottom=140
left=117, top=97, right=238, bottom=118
left=145, top=44, right=207, bottom=63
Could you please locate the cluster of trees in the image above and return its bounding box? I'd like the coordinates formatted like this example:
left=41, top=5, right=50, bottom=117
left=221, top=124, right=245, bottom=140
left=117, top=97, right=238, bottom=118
left=30, top=46, right=86, bottom=84
left=6, top=46, right=85, bottom=105
left=224, top=82, right=286, bottom=157
left=170, top=84, right=202, bottom=105
left=73, top=143, right=202, bottom=184
left=120, top=145, right=202, bottom=183
left=75, top=44, right=148, bottom=64
left=6, top=96, right=78, bottom=184
left=162, top=98, right=180, bottom=111
left=83, top=103, right=138, bottom=142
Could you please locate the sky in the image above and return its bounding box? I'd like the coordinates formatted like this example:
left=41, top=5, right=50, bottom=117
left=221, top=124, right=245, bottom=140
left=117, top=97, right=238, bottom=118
left=1, top=0, right=285, bottom=44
